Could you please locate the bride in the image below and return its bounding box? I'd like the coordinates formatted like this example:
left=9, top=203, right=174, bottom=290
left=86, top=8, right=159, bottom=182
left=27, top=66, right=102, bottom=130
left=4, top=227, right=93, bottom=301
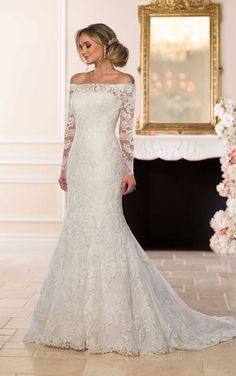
left=23, top=23, right=236, bottom=356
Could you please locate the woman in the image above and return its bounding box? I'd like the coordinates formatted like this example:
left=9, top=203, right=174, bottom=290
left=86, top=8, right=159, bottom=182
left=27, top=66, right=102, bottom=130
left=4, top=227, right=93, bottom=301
left=23, top=23, right=236, bottom=356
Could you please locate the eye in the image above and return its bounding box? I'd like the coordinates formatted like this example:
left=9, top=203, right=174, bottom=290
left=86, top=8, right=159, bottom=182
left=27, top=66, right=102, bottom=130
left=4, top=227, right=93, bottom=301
left=79, top=43, right=91, bottom=50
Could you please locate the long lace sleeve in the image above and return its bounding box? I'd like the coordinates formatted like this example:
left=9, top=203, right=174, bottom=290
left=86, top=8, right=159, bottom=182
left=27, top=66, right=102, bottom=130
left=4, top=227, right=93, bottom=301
left=119, top=83, right=136, bottom=175
left=61, top=85, right=76, bottom=171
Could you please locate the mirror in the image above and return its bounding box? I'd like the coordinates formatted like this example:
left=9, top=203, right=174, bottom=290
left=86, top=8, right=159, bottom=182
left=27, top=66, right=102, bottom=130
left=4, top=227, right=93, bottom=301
left=136, top=0, right=221, bottom=134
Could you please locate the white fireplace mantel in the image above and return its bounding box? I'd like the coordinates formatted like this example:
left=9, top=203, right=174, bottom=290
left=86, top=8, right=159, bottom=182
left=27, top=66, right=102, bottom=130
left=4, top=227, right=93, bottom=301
left=134, top=134, right=226, bottom=161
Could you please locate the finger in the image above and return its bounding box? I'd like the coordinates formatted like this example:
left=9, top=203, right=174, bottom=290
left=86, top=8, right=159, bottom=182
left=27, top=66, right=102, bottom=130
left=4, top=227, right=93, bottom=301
left=123, top=182, right=132, bottom=195
left=126, top=184, right=136, bottom=194
left=60, top=177, right=67, bottom=186
left=121, top=182, right=127, bottom=193
left=59, top=181, right=67, bottom=191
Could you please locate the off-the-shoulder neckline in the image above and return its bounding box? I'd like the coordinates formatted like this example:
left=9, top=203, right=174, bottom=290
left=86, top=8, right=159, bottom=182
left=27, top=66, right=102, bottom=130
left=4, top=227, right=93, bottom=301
left=70, top=82, right=135, bottom=86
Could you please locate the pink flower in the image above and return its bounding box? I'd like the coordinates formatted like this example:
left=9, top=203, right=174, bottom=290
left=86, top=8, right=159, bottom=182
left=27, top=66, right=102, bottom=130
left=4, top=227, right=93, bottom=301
left=222, top=172, right=229, bottom=179
left=227, top=148, right=236, bottom=164
left=218, top=227, right=229, bottom=235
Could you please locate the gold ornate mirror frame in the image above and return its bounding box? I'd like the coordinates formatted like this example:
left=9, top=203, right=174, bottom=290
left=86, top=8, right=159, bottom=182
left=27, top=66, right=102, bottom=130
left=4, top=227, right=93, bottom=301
left=136, top=0, right=221, bottom=134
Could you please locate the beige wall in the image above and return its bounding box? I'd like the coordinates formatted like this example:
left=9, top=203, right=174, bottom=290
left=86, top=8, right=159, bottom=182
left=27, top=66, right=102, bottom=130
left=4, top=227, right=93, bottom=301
left=0, top=0, right=66, bottom=244
left=220, top=0, right=236, bottom=100
left=0, top=0, right=235, bottom=245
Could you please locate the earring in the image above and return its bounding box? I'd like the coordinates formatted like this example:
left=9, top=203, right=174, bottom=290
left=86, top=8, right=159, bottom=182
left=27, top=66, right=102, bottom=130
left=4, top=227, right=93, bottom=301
left=103, top=45, right=107, bottom=59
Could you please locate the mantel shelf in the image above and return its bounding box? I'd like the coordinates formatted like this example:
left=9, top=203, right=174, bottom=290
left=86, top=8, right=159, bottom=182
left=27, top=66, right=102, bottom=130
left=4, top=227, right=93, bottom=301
left=134, top=134, right=225, bottom=161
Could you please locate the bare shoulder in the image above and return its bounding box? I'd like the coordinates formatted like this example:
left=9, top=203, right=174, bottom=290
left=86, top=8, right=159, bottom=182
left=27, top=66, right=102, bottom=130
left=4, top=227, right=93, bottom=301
left=70, top=73, right=87, bottom=84
left=117, top=72, right=135, bottom=84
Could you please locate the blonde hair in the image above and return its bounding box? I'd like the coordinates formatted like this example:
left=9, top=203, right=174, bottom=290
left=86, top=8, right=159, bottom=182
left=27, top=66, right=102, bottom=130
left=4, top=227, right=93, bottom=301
left=75, top=23, right=129, bottom=68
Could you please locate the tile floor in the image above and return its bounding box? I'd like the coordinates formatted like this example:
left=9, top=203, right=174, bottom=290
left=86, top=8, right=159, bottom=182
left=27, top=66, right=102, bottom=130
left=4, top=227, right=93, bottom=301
left=0, top=248, right=236, bottom=376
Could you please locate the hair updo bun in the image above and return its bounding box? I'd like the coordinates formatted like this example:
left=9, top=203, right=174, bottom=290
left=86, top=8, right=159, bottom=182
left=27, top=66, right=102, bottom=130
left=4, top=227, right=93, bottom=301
left=106, top=40, right=129, bottom=68
left=75, top=23, right=129, bottom=68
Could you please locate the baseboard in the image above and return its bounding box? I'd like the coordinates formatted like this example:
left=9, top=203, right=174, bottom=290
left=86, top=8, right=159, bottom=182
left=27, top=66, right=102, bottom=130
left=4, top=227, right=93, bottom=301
left=0, top=234, right=58, bottom=252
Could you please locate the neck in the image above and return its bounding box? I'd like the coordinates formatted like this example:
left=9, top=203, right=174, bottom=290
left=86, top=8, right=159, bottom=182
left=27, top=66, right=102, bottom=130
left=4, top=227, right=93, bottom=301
left=93, top=58, right=115, bottom=75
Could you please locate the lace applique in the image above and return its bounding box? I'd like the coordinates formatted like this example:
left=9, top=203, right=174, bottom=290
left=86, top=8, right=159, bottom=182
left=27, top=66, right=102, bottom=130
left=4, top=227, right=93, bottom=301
left=61, top=86, right=76, bottom=171
left=118, top=84, right=136, bottom=175
left=61, top=82, right=136, bottom=175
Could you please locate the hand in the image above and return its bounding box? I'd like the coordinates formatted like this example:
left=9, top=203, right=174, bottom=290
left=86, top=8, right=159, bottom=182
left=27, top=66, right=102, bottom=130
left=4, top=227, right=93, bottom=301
left=58, top=168, right=67, bottom=192
left=121, top=173, right=136, bottom=195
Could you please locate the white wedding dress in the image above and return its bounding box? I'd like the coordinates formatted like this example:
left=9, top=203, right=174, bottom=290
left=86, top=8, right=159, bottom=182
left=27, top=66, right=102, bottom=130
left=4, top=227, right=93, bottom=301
left=23, top=81, right=236, bottom=356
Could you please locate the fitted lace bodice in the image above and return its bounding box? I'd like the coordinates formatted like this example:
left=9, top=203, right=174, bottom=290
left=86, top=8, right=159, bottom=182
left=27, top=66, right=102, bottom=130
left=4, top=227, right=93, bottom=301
left=61, top=82, right=136, bottom=175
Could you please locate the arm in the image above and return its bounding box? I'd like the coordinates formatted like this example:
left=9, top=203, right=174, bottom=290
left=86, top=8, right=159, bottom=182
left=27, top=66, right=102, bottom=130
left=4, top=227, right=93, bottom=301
left=119, top=81, right=136, bottom=176
left=61, top=83, right=76, bottom=171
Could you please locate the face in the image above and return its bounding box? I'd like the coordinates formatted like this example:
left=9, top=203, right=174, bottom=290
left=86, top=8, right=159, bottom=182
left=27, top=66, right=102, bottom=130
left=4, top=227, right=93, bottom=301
left=79, top=33, right=103, bottom=64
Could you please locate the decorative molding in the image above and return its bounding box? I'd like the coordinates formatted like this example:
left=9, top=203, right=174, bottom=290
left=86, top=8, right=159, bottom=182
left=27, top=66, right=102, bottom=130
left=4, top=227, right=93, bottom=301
left=0, top=216, right=64, bottom=223
left=0, top=135, right=225, bottom=165
left=137, top=0, right=221, bottom=134
left=0, top=177, right=59, bottom=183
left=0, top=0, right=66, bottom=144
left=0, top=157, right=61, bottom=165
left=134, top=134, right=225, bottom=161
left=0, top=176, right=66, bottom=223
left=149, top=0, right=213, bottom=11
left=58, top=0, right=66, bottom=141
left=0, top=137, right=63, bottom=143
left=0, top=0, right=66, bottom=229
left=0, top=234, right=58, bottom=238
left=0, top=236, right=59, bottom=252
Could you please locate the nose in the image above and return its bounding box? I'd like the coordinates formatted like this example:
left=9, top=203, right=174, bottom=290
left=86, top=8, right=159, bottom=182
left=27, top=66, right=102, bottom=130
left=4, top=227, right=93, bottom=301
left=80, top=46, right=87, bottom=55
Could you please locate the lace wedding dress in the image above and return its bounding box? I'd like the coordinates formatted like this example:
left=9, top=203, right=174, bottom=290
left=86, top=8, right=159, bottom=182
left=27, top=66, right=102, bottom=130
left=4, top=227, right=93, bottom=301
left=23, top=81, right=236, bottom=356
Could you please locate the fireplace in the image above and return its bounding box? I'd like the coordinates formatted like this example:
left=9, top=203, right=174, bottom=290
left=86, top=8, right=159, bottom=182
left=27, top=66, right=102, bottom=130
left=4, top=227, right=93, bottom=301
left=122, top=149, right=226, bottom=250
